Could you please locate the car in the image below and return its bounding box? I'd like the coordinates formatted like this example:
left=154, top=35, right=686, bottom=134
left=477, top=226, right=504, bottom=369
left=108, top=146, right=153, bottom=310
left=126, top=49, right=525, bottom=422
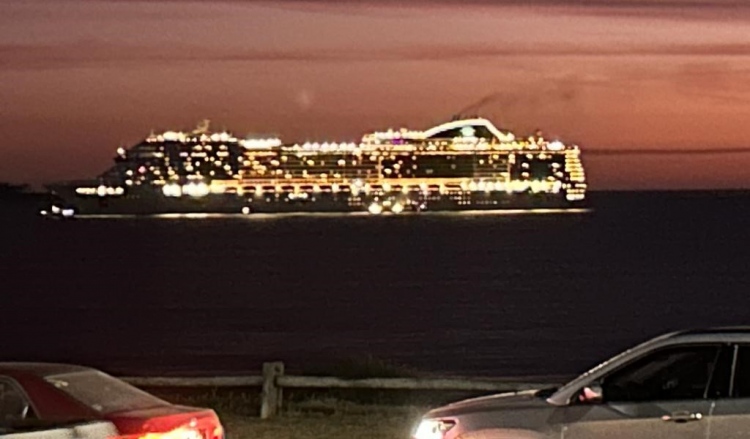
left=0, top=363, right=224, bottom=439
left=412, top=327, right=750, bottom=439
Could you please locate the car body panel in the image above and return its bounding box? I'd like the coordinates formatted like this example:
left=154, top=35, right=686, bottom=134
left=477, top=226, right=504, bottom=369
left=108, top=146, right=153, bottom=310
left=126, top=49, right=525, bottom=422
left=560, top=400, right=711, bottom=439
left=0, top=420, right=118, bottom=439
left=707, top=398, right=750, bottom=439
left=421, top=391, right=562, bottom=439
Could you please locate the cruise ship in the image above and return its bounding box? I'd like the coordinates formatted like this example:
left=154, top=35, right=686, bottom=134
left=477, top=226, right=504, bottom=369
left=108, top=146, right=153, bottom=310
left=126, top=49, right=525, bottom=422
left=43, top=117, right=587, bottom=216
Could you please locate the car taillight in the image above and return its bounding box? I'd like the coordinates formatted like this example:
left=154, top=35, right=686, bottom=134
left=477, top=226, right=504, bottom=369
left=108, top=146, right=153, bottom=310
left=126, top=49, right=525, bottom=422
left=112, top=427, right=201, bottom=439
left=210, top=425, right=224, bottom=439
left=112, top=425, right=223, bottom=439
left=111, top=417, right=224, bottom=439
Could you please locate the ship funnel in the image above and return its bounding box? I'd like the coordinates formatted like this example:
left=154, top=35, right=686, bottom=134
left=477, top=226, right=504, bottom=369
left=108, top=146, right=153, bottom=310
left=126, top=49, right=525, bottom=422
left=192, top=119, right=211, bottom=134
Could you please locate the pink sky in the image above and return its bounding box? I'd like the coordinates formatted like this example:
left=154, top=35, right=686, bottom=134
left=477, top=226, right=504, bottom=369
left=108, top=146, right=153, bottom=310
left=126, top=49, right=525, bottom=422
left=2, top=0, right=750, bottom=189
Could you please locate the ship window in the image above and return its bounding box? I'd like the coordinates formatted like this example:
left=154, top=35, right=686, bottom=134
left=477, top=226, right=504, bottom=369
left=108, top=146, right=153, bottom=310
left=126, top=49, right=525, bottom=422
left=426, top=125, right=495, bottom=140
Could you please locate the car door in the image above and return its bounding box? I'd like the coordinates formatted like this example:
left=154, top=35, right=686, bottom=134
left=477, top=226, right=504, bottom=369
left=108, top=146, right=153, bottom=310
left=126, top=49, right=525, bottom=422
left=707, top=344, right=750, bottom=438
left=561, top=344, right=732, bottom=439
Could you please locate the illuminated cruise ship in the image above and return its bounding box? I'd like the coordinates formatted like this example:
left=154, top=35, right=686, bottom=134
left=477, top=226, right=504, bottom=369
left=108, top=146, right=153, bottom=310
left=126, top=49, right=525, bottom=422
left=44, top=117, right=587, bottom=216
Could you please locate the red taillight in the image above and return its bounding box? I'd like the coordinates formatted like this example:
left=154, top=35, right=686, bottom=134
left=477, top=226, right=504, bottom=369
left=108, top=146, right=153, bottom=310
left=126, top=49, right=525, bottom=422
left=111, top=424, right=223, bottom=439
left=113, top=427, right=202, bottom=438
left=109, top=413, right=224, bottom=439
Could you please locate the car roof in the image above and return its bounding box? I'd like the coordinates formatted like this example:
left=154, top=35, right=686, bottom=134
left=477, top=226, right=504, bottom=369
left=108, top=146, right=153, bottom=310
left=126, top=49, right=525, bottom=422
left=0, top=362, right=96, bottom=377
left=657, top=326, right=750, bottom=344
left=669, top=326, right=750, bottom=337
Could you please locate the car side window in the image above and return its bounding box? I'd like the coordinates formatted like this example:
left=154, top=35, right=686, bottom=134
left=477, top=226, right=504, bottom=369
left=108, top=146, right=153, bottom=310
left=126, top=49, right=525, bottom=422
left=600, top=345, right=726, bottom=403
left=706, top=345, right=734, bottom=399
left=0, top=378, right=34, bottom=422
left=730, top=346, right=750, bottom=397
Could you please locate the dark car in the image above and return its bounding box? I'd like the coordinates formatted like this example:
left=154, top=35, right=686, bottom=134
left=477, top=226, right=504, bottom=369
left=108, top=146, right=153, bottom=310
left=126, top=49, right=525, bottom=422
left=0, top=363, right=224, bottom=439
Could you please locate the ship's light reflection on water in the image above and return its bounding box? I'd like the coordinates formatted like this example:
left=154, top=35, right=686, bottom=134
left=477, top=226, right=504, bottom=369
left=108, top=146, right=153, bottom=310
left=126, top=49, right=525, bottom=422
left=71, top=208, right=592, bottom=220
left=449, top=208, right=591, bottom=216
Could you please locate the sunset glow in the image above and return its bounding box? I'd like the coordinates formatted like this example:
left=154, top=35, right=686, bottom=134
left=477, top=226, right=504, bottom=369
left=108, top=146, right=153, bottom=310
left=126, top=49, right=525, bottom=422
left=2, top=0, right=750, bottom=189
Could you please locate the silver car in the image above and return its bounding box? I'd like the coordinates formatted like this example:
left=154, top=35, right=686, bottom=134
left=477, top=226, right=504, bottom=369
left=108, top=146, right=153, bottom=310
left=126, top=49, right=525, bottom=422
left=412, top=328, right=750, bottom=439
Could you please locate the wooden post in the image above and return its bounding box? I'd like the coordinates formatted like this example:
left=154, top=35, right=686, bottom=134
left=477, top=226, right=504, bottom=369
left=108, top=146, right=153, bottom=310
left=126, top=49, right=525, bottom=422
left=260, top=361, right=284, bottom=419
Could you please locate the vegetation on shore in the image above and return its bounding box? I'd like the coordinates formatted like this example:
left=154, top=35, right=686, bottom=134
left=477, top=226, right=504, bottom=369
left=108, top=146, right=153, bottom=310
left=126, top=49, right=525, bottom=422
left=219, top=406, right=422, bottom=439
left=141, top=357, right=492, bottom=439
left=146, top=387, right=428, bottom=439
left=147, top=388, right=427, bottom=439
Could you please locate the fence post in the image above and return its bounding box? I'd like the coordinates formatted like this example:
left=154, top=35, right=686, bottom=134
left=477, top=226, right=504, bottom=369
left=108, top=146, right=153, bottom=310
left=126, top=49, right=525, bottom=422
left=260, top=361, right=285, bottom=419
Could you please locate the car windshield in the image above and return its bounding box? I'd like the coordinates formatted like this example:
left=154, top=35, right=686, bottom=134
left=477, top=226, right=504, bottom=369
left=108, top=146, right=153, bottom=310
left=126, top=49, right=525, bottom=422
left=45, top=370, right=168, bottom=414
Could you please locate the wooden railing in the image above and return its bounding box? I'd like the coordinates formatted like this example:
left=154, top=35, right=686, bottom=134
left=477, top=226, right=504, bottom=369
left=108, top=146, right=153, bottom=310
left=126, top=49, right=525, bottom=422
left=122, top=362, right=564, bottom=419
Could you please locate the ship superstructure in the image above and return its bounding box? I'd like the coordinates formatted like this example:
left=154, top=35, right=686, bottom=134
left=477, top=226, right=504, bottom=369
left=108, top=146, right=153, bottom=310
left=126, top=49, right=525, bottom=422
left=45, top=118, right=587, bottom=216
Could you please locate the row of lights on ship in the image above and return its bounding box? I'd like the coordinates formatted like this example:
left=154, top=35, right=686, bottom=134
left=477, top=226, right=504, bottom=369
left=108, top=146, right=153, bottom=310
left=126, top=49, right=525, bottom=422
left=239, top=199, right=408, bottom=216
left=158, top=178, right=564, bottom=197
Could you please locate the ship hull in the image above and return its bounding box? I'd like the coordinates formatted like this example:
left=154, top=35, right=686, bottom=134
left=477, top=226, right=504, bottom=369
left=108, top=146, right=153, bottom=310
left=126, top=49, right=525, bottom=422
left=47, top=184, right=584, bottom=216
left=47, top=184, right=244, bottom=215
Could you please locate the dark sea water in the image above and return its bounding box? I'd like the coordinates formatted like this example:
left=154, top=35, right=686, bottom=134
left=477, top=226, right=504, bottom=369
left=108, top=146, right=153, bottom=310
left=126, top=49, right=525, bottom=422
left=2, top=191, right=750, bottom=379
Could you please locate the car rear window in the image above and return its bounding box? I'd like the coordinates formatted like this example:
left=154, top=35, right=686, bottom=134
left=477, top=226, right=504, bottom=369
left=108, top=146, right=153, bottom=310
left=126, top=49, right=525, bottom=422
left=45, top=370, right=168, bottom=414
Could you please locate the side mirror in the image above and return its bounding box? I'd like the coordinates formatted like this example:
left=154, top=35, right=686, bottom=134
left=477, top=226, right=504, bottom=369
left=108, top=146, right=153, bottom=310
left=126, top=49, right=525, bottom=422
left=579, top=383, right=604, bottom=404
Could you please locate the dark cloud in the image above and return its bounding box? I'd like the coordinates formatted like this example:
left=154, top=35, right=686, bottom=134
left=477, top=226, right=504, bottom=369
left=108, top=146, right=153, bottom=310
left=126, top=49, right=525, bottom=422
left=668, top=62, right=750, bottom=104
left=272, top=0, right=750, bottom=23
left=3, top=0, right=750, bottom=189
left=5, top=41, right=750, bottom=71
left=88, top=0, right=750, bottom=6
left=80, top=0, right=750, bottom=20
left=588, top=147, right=750, bottom=155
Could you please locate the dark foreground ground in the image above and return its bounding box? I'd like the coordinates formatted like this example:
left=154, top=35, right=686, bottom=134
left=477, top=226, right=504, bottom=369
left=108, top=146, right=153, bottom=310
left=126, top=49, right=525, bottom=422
left=147, top=386, right=458, bottom=439
left=218, top=406, right=419, bottom=439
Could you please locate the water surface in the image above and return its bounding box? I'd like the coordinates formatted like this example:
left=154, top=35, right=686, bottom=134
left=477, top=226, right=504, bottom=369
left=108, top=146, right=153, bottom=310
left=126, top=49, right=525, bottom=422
left=2, top=191, right=749, bottom=378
